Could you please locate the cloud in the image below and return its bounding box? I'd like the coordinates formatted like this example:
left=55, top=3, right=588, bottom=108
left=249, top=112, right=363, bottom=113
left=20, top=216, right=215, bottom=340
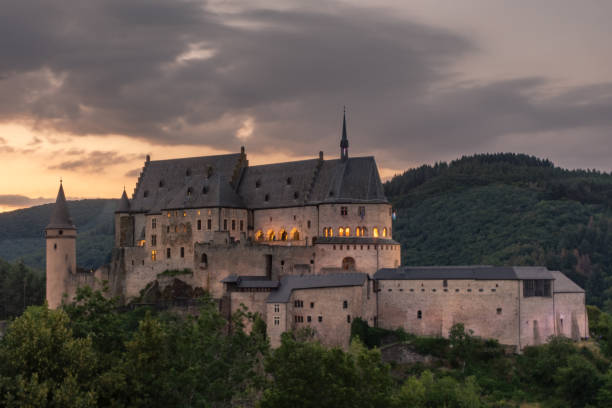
left=0, top=195, right=54, bottom=207
left=124, top=168, right=141, bottom=177
left=0, top=137, right=6, bottom=144
left=0, top=0, right=611, bottom=171
left=48, top=150, right=139, bottom=173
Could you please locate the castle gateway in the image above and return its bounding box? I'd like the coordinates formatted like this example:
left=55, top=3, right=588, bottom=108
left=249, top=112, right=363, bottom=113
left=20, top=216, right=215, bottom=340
left=45, top=114, right=588, bottom=350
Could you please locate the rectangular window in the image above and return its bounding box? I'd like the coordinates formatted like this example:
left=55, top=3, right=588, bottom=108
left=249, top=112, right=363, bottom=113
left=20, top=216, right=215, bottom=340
left=166, top=248, right=171, bottom=259
left=294, top=316, right=304, bottom=323
left=443, top=279, right=448, bottom=288
left=310, top=302, right=314, bottom=308
left=151, top=250, right=157, bottom=261
left=318, top=316, right=323, bottom=322
left=274, top=304, right=280, bottom=313
left=497, top=308, right=502, bottom=315
left=152, top=218, right=157, bottom=229
left=340, top=206, right=348, bottom=216
left=523, top=280, right=551, bottom=297
left=207, top=219, right=212, bottom=230
left=151, top=235, right=157, bottom=246
left=180, top=247, right=185, bottom=258
left=232, top=219, right=236, bottom=230
left=307, top=220, right=311, bottom=228
left=347, top=315, right=351, bottom=323
left=342, top=300, right=348, bottom=309
left=240, top=220, right=244, bottom=231
left=307, top=316, right=312, bottom=322
left=197, top=220, right=202, bottom=230
left=274, top=316, right=280, bottom=326
left=294, top=300, right=303, bottom=308
left=223, top=219, right=228, bottom=230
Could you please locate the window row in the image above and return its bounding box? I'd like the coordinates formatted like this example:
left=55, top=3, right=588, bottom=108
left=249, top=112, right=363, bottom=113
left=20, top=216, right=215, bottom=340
left=339, top=206, right=366, bottom=217
left=332, top=244, right=398, bottom=251
left=255, top=228, right=300, bottom=241
left=293, top=315, right=351, bottom=324
left=151, top=247, right=187, bottom=260
left=322, top=226, right=389, bottom=237
left=385, top=287, right=498, bottom=293
left=293, top=300, right=349, bottom=309
left=415, top=308, right=502, bottom=320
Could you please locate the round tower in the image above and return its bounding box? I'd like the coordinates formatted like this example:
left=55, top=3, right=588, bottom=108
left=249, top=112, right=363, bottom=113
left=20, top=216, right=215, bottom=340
left=45, top=182, right=76, bottom=309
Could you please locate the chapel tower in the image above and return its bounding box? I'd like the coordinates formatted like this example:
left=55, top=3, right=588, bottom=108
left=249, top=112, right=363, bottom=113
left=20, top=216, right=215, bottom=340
left=340, top=108, right=349, bottom=161
left=45, top=182, right=76, bottom=309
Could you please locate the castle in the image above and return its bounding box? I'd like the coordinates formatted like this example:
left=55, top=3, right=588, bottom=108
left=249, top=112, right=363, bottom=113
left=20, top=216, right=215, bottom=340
left=45, top=114, right=588, bottom=351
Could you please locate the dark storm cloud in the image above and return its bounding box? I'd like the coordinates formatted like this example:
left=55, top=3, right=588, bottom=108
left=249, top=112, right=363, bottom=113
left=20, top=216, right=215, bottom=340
left=1, top=0, right=612, bottom=169
left=48, top=151, right=139, bottom=173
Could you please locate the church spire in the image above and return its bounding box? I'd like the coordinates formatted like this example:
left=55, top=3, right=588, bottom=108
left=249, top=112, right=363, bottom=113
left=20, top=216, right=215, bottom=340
left=340, top=107, right=349, bottom=162
left=46, top=181, right=75, bottom=230
left=117, top=187, right=131, bottom=213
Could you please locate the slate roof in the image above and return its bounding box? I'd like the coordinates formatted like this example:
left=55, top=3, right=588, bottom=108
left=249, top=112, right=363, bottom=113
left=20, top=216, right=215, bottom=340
left=267, top=273, right=368, bottom=303
left=373, top=266, right=554, bottom=281
left=47, top=184, right=76, bottom=230
left=551, top=271, right=585, bottom=293
left=221, top=275, right=280, bottom=289
left=128, top=151, right=387, bottom=213
left=129, top=153, right=245, bottom=213
left=116, top=190, right=130, bottom=213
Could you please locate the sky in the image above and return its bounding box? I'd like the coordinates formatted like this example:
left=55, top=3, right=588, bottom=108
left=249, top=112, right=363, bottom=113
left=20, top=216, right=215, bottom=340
left=1, top=0, right=612, bottom=211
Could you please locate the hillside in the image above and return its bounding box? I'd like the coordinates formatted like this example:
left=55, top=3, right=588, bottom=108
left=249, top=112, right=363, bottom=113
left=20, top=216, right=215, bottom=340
left=0, top=199, right=117, bottom=271
left=386, top=153, right=612, bottom=310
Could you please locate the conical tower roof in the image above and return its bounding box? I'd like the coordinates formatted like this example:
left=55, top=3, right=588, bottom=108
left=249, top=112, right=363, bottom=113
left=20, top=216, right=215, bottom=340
left=116, top=189, right=131, bottom=213
left=46, top=183, right=75, bottom=230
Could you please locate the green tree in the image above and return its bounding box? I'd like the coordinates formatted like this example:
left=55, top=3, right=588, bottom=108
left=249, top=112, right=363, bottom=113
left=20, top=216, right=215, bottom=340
left=0, top=305, right=98, bottom=407
left=554, top=354, right=602, bottom=408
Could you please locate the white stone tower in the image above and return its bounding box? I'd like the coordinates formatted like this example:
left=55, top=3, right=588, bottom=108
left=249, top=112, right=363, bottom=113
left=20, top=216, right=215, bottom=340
left=45, top=182, right=76, bottom=309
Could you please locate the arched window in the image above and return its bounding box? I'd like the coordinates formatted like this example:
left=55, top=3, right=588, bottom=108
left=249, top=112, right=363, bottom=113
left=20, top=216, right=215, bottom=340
left=382, top=227, right=387, bottom=237
left=355, top=227, right=361, bottom=237
left=373, top=227, right=379, bottom=238
left=291, top=228, right=300, bottom=240
left=362, top=227, right=368, bottom=236
left=345, top=227, right=350, bottom=237
left=323, top=228, right=328, bottom=237
left=339, top=227, right=344, bottom=237
left=329, top=227, right=333, bottom=237
left=342, top=257, right=356, bottom=270
left=280, top=229, right=288, bottom=241
left=201, top=253, right=208, bottom=264
left=255, top=230, right=263, bottom=241
left=267, top=230, right=276, bottom=241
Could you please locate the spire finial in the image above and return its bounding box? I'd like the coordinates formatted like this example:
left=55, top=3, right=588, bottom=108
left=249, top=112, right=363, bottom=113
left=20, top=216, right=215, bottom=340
left=340, top=107, right=348, bottom=161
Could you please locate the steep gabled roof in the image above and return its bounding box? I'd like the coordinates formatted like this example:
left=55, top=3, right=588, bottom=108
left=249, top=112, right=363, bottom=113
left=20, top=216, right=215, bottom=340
left=129, top=153, right=245, bottom=213
left=551, top=271, right=585, bottom=293
left=47, top=183, right=76, bottom=230
left=116, top=189, right=130, bottom=213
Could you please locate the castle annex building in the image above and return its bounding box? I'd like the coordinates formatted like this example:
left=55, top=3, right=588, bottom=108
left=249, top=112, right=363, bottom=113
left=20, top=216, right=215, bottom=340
left=45, top=114, right=588, bottom=351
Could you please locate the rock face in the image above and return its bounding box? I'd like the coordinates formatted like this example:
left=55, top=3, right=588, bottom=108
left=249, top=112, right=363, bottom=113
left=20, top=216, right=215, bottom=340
left=380, top=343, right=438, bottom=365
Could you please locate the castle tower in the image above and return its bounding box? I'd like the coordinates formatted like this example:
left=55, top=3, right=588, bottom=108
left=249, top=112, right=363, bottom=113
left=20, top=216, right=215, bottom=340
left=340, top=108, right=349, bottom=162
left=45, top=182, right=76, bottom=309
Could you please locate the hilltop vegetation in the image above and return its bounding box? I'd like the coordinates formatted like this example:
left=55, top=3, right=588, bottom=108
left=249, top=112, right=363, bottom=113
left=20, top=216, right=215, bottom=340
left=0, top=199, right=116, bottom=270
left=2, top=288, right=612, bottom=407
left=386, top=153, right=612, bottom=310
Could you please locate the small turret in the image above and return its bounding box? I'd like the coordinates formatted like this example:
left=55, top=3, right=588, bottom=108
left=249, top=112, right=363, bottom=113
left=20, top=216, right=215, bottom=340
left=45, top=181, right=77, bottom=309
left=340, top=108, right=349, bottom=162
left=117, top=188, right=130, bottom=213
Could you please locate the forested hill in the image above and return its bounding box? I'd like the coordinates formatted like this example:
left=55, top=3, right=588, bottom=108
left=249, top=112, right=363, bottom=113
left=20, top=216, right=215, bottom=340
left=386, top=153, right=612, bottom=310
left=0, top=199, right=116, bottom=271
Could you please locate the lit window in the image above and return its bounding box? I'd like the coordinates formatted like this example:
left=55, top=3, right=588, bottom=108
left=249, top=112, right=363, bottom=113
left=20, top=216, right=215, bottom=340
left=151, top=250, right=157, bottom=261
left=373, top=227, right=379, bottom=237
left=345, top=227, right=350, bottom=236
left=183, top=211, right=187, bottom=217
left=339, top=227, right=344, bottom=237
left=355, top=227, right=361, bottom=237
left=329, top=228, right=333, bottom=237
left=382, top=227, right=387, bottom=237
left=255, top=230, right=264, bottom=241
left=167, top=212, right=171, bottom=218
